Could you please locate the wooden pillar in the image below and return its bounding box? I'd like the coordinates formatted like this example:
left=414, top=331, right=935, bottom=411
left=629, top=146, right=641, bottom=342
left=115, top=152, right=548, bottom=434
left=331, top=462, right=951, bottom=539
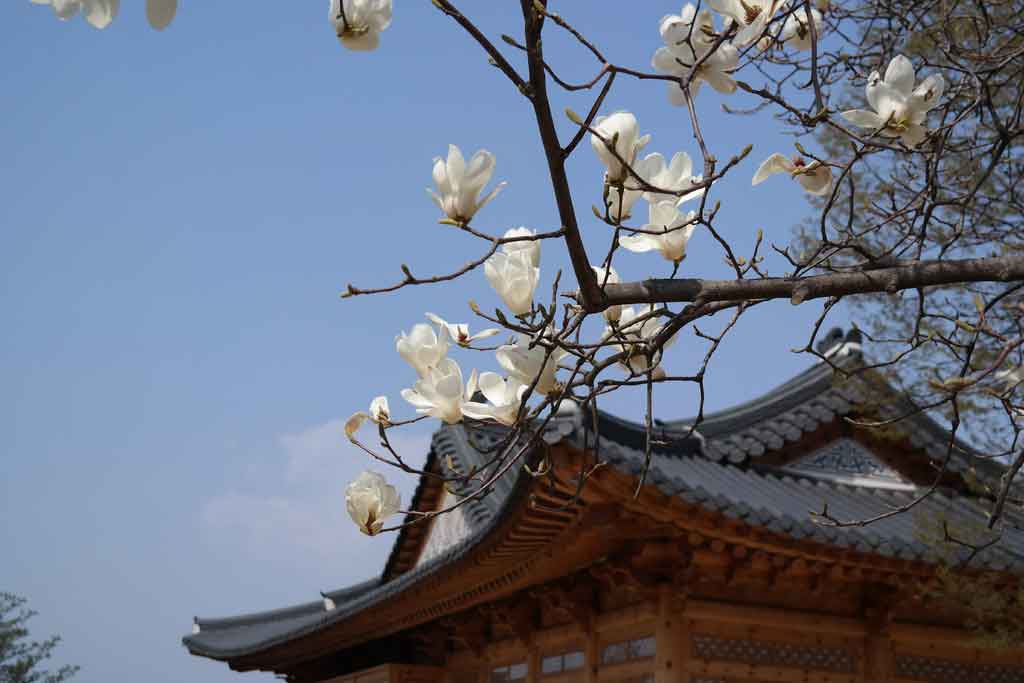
left=527, top=636, right=539, bottom=683
left=585, top=617, right=599, bottom=683
left=655, top=584, right=688, bottom=683
left=863, top=616, right=892, bottom=683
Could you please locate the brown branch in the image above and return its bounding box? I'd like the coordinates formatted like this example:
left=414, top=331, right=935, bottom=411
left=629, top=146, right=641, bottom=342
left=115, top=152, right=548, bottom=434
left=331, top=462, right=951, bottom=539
left=519, top=0, right=602, bottom=310
left=593, top=255, right=1024, bottom=308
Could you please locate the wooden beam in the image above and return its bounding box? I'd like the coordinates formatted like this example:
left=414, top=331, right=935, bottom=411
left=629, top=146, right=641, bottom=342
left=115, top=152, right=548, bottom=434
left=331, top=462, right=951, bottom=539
left=686, top=659, right=859, bottom=682
left=684, top=599, right=867, bottom=637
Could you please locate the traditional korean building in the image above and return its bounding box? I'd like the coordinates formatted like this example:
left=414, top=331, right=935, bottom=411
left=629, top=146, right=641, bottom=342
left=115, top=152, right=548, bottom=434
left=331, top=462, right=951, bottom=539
left=184, top=329, right=1024, bottom=683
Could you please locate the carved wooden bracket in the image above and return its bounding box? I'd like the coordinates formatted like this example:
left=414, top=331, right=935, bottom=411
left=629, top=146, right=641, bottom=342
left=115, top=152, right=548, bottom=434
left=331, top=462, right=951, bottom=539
left=442, top=613, right=488, bottom=657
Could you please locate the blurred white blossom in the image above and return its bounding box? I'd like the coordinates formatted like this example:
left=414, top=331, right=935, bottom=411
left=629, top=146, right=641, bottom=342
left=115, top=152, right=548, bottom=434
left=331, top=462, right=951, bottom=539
left=329, top=0, right=392, bottom=51
left=604, top=306, right=677, bottom=378
left=779, top=7, right=823, bottom=51
left=709, top=0, right=783, bottom=47
left=369, top=395, right=391, bottom=425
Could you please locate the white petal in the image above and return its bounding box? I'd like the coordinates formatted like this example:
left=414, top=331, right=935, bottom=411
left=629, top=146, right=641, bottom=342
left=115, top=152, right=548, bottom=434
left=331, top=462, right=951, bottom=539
left=796, top=165, right=833, bottom=195
left=619, top=235, right=658, bottom=253
left=344, top=412, right=369, bottom=440
left=841, top=109, right=884, bottom=129
left=752, top=153, right=793, bottom=185
left=900, top=123, right=928, bottom=148
left=83, top=0, right=118, bottom=28
left=884, top=54, right=916, bottom=95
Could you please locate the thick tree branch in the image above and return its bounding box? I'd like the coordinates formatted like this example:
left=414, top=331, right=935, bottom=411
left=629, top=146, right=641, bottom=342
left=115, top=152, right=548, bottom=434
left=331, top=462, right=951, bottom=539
left=519, top=0, right=602, bottom=311
left=594, top=255, right=1024, bottom=307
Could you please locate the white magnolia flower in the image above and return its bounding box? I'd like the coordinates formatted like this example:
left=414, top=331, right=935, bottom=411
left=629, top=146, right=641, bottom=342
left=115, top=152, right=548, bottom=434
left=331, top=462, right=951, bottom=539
left=369, top=395, right=391, bottom=425
left=709, top=0, right=784, bottom=47
left=607, top=151, right=704, bottom=222
left=461, top=372, right=528, bottom=426
left=396, top=323, right=449, bottom=377
left=484, top=251, right=539, bottom=316
left=496, top=333, right=567, bottom=396
left=592, top=265, right=623, bottom=322
left=653, top=4, right=739, bottom=102
left=619, top=201, right=699, bottom=263
left=605, top=306, right=678, bottom=378
left=752, top=153, right=833, bottom=195
left=500, top=227, right=541, bottom=268
left=641, top=151, right=704, bottom=205
left=779, top=7, right=823, bottom=52
left=30, top=0, right=117, bottom=29
left=428, top=145, right=506, bottom=225
left=346, top=471, right=401, bottom=536
left=841, top=55, right=945, bottom=147
left=425, top=312, right=499, bottom=348
left=329, top=0, right=392, bottom=51
left=590, top=112, right=651, bottom=184
left=401, top=359, right=473, bottom=424
left=998, top=367, right=1024, bottom=393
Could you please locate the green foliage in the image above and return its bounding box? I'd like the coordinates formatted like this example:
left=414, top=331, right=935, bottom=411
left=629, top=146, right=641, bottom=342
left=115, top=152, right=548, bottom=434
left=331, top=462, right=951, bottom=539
left=0, top=594, right=78, bottom=683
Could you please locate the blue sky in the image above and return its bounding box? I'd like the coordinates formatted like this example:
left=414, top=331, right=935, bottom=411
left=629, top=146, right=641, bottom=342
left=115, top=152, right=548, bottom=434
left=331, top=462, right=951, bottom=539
left=1, top=3, right=843, bottom=682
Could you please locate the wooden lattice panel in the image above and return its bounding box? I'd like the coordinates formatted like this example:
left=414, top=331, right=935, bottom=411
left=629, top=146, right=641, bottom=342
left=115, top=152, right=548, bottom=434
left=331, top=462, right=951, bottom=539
left=895, top=654, right=1024, bottom=683
left=691, top=633, right=856, bottom=673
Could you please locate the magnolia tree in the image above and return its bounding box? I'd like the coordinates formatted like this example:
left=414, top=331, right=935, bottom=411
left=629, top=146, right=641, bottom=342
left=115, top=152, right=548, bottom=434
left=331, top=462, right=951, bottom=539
left=35, top=0, right=1024, bottom=560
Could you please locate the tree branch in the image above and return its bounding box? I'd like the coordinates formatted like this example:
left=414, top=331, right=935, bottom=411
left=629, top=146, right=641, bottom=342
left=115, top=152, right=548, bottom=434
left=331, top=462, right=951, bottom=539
left=595, top=255, right=1024, bottom=307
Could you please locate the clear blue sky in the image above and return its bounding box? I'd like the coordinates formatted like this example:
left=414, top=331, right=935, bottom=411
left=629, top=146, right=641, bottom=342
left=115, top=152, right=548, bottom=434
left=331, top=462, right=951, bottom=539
left=1, top=3, right=843, bottom=681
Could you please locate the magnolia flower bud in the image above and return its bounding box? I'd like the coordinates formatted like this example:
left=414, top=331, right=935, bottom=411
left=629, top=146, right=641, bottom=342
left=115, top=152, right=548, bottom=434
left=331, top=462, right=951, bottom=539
left=484, top=251, right=539, bottom=316
left=592, top=265, right=623, bottom=322
left=345, top=471, right=400, bottom=536
left=591, top=112, right=651, bottom=183
left=500, top=227, right=541, bottom=268
left=369, top=396, right=390, bottom=425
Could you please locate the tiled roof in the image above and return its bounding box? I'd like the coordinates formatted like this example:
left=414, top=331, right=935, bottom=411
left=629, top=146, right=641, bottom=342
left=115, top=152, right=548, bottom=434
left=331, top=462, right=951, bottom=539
left=183, top=332, right=1022, bottom=662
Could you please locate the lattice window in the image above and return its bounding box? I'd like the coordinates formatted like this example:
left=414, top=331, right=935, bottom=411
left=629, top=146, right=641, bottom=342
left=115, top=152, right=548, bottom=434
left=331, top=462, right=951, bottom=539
left=541, top=650, right=585, bottom=675
left=490, top=663, right=527, bottom=683
left=690, top=679, right=725, bottom=683
left=691, top=634, right=855, bottom=673
left=895, top=654, right=1024, bottom=683
left=601, top=635, right=656, bottom=665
